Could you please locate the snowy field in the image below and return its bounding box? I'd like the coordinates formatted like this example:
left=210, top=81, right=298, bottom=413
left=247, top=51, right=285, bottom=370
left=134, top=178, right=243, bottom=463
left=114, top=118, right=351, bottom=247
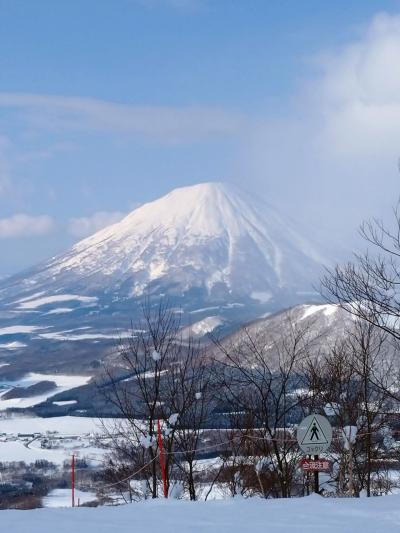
left=0, top=416, right=107, bottom=464
left=0, top=373, right=92, bottom=410
left=2, top=494, right=400, bottom=532
left=42, top=488, right=97, bottom=508
left=0, top=415, right=101, bottom=435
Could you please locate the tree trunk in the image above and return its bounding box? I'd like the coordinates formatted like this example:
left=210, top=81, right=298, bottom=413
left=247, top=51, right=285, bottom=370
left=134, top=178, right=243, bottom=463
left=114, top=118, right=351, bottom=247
left=188, top=459, right=196, bottom=501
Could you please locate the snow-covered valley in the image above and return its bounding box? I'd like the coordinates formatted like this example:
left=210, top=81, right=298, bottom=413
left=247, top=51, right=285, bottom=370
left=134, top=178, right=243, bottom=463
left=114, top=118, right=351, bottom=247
left=0, top=415, right=105, bottom=464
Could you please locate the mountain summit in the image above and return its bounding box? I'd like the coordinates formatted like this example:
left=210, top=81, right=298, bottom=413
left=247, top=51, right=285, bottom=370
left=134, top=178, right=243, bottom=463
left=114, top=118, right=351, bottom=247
left=0, top=182, right=331, bottom=373
left=1, top=182, right=329, bottom=308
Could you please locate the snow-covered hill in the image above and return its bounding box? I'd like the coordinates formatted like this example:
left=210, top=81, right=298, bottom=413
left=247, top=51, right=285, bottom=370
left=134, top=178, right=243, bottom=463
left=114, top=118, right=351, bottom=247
left=211, top=302, right=357, bottom=368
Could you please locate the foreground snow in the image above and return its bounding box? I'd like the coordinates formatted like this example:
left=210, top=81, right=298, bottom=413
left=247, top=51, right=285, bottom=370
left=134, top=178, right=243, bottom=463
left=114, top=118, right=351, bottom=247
left=3, top=494, right=400, bottom=532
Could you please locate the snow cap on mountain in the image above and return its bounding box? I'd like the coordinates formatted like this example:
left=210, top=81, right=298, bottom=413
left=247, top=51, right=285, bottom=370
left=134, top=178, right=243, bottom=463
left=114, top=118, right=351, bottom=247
left=1, top=182, right=330, bottom=308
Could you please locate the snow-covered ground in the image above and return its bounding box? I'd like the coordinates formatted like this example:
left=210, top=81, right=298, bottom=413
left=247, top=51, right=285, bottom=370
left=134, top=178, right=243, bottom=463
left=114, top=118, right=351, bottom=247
left=16, top=294, right=98, bottom=310
left=182, top=316, right=224, bottom=338
left=0, top=341, right=27, bottom=350
left=0, top=415, right=101, bottom=435
left=0, top=373, right=92, bottom=409
left=0, top=325, right=41, bottom=335
left=2, top=494, right=400, bottom=532
left=0, top=439, right=69, bottom=464
left=42, top=488, right=97, bottom=508
left=300, top=303, right=339, bottom=320
left=0, top=323, right=128, bottom=344
left=0, top=416, right=107, bottom=464
left=37, top=330, right=127, bottom=341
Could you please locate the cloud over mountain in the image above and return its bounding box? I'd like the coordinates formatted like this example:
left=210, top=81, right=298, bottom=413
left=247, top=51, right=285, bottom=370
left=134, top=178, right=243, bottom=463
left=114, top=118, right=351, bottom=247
left=242, top=12, right=400, bottom=235
left=0, top=214, right=55, bottom=238
left=0, top=93, right=243, bottom=143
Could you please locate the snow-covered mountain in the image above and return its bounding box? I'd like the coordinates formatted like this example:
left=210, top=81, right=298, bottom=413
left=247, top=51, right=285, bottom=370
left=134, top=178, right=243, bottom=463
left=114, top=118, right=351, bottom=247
left=0, top=182, right=329, bottom=302
left=211, top=303, right=357, bottom=370
left=0, top=182, right=333, bottom=372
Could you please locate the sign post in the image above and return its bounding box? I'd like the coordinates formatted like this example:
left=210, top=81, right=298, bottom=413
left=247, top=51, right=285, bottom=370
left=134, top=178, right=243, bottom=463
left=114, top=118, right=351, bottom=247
left=314, top=455, right=319, bottom=494
left=297, top=414, right=332, bottom=494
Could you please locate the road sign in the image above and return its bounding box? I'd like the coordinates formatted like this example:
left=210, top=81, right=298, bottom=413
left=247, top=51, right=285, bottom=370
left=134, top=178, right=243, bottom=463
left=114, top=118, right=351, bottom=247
left=300, top=458, right=331, bottom=472
left=296, top=414, right=332, bottom=454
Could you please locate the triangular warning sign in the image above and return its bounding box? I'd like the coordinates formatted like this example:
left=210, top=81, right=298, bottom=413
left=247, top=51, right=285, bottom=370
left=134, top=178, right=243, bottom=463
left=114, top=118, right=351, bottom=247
left=301, top=416, right=329, bottom=446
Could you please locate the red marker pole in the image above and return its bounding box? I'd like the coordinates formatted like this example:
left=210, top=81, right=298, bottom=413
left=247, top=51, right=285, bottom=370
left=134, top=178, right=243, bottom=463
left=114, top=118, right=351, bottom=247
left=157, top=419, right=168, bottom=498
left=71, top=454, right=75, bottom=507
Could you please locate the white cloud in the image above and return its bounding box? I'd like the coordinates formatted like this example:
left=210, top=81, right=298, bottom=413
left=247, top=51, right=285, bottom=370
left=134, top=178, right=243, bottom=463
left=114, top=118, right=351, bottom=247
left=241, top=11, right=400, bottom=234
left=0, top=94, right=243, bottom=143
left=0, top=214, right=55, bottom=238
left=68, top=211, right=126, bottom=238
left=313, top=12, right=400, bottom=158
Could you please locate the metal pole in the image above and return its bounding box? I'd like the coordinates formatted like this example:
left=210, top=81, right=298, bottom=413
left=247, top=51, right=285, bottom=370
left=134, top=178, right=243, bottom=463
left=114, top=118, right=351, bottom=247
left=305, top=455, right=311, bottom=495
left=157, top=419, right=168, bottom=498
left=313, top=455, right=319, bottom=494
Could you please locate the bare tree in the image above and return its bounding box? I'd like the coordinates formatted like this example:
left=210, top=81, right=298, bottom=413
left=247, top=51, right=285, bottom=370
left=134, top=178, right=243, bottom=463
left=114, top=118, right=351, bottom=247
left=321, top=203, right=400, bottom=403
left=302, top=321, right=391, bottom=497
left=347, top=320, right=391, bottom=496
left=212, top=312, right=315, bottom=498
left=99, top=299, right=182, bottom=498
left=99, top=299, right=216, bottom=500
left=161, top=340, right=214, bottom=500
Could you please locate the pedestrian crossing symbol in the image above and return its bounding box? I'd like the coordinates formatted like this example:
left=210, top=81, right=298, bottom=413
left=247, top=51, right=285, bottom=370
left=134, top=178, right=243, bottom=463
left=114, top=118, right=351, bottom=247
left=301, top=417, right=328, bottom=445
left=296, top=414, right=332, bottom=454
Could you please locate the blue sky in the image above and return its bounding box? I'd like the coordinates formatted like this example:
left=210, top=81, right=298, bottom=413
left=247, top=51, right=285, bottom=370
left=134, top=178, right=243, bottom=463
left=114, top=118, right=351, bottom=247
left=2, top=0, right=400, bottom=274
